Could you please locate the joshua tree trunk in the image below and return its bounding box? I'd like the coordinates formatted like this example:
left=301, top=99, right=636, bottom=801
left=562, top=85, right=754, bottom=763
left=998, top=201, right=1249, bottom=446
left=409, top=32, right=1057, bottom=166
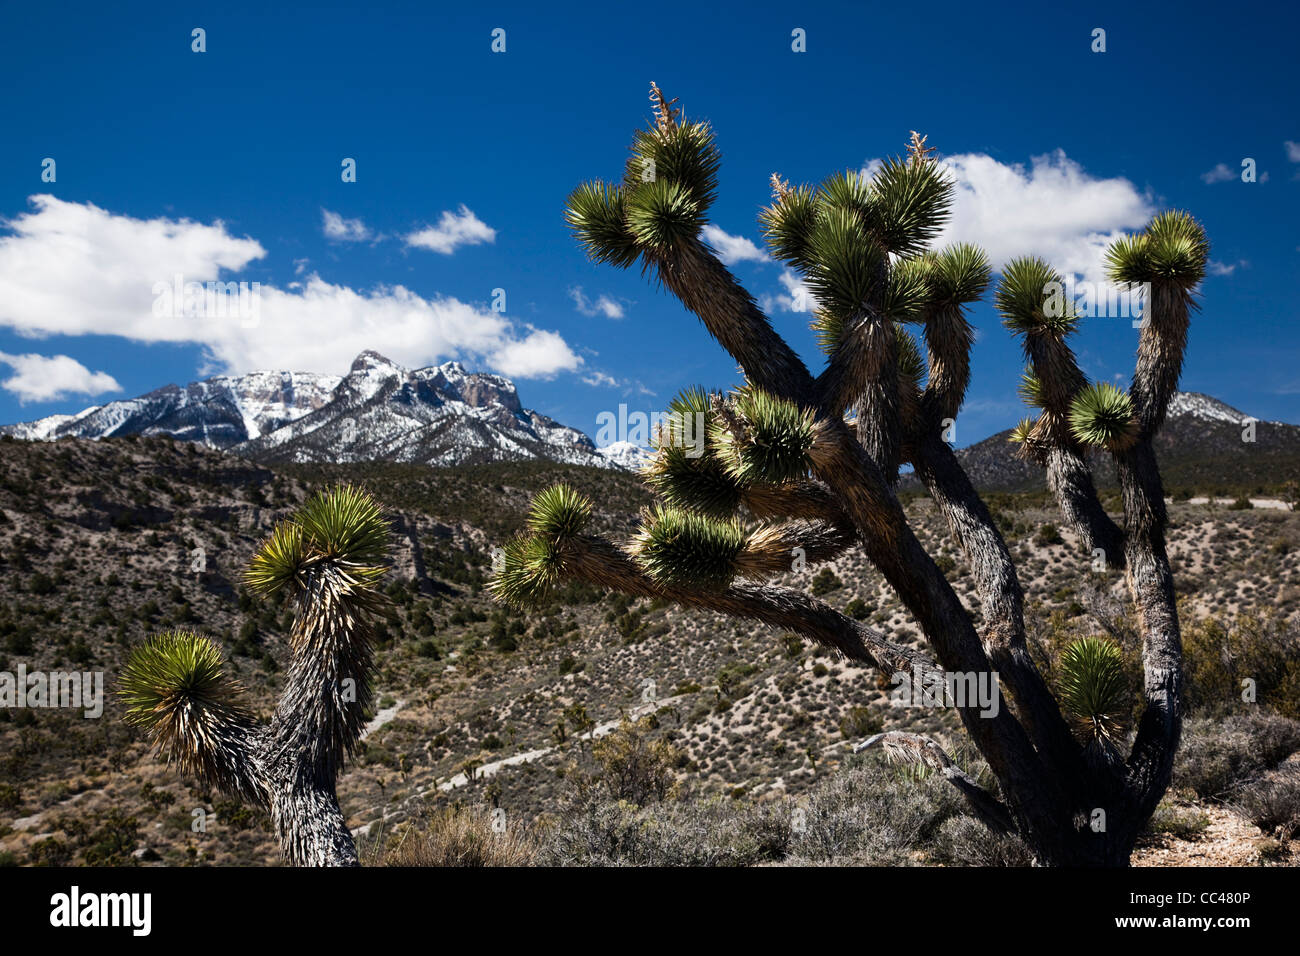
left=120, top=486, right=390, bottom=866
left=493, top=85, right=1210, bottom=866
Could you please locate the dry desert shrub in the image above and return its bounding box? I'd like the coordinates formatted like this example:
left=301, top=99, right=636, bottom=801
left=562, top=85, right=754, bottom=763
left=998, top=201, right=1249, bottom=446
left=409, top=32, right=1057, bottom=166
left=379, top=806, right=536, bottom=867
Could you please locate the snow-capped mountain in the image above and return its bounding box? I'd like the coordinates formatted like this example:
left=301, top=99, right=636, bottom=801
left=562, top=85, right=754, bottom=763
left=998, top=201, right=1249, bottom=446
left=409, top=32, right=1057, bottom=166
left=1165, top=391, right=1278, bottom=426
left=596, top=440, right=651, bottom=472
left=2, top=371, right=340, bottom=447
left=2, top=351, right=630, bottom=471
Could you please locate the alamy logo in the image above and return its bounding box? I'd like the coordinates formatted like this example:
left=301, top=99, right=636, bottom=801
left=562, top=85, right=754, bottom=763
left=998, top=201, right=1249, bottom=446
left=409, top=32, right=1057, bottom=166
left=0, top=664, right=103, bottom=718
left=49, top=886, right=151, bottom=936
left=152, top=273, right=261, bottom=327
left=890, top=666, right=1001, bottom=718
left=594, top=404, right=706, bottom=458
left=1042, top=277, right=1150, bottom=328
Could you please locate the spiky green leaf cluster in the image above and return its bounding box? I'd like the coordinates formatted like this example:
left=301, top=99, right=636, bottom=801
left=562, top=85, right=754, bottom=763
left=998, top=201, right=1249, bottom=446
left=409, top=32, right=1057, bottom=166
left=995, top=257, right=1078, bottom=337
left=1069, top=382, right=1138, bottom=451
left=120, top=631, right=239, bottom=728
left=489, top=535, right=565, bottom=608
left=564, top=181, right=639, bottom=268
left=1105, top=210, right=1209, bottom=287
left=760, top=157, right=954, bottom=332
left=758, top=184, right=818, bottom=269
left=881, top=254, right=934, bottom=322
left=633, top=506, right=747, bottom=588
left=624, top=179, right=704, bottom=253
left=929, top=243, right=991, bottom=305
left=245, top=485, right=389, bottom=596
left=625, top=121, right=720, bottom=211
left=488, top=484, right=595, bottom=608
left=564, top=110, right=721, bottom=268
left=803, top=202, right=888, bottom=315
left=527, top=483, right=592, bottom=540
left=762, top=158, right=952, bottom=267
left=644, top=386, right=744, bottom=518
left=1058, top=637, right=1129, bottom=745
left=1007, top=416, right=1038, bottom=445
left=1018, top=367, right=1045, bottom=408
left=712, top=388, right=817, bottom=485
left=867, top=157, right=953, bottom=256
left=119, top=631, right=252, bottom=779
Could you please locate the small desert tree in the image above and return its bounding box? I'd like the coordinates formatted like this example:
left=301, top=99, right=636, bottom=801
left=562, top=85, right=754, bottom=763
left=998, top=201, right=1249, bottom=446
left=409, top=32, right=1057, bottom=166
left=119, top=485, right=390, bottom=866
left=491, top=84, right=1209, bottom=866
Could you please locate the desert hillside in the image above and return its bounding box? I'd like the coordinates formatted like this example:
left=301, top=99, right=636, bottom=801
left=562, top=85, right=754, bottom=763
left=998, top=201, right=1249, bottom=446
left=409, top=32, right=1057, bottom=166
left=1, top=434, right=1297, bottom=866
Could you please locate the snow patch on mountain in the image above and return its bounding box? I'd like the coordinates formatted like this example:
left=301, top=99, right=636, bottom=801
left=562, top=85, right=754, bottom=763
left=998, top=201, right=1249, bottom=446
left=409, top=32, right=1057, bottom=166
left=1166, top=391, right=1249, bottom=425
left=0, top=351, right=632, bottom=471
left=597, top=441, right=650, bottom=472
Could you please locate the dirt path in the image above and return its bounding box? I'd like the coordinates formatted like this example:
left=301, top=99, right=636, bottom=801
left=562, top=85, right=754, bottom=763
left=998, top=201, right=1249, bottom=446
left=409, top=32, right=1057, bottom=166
left=1173, top=496, right=1290, bottom=511
left=360, top=698, right=406, bottom=742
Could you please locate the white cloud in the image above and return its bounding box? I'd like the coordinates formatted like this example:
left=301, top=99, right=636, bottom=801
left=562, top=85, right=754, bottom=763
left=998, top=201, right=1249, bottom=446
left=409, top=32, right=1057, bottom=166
left=1285, top=141, right=1300, bottom=163
left=486, top=328, right=580, bottom=379
left=935, top=150, right=1154, bottom=285
left=0, top=195, right=579, bottom=380
left=404, top=204, right=496, bottom=254
left=762, top=269, right=818, bottom=314
left=1201, top=163, right=1235, bottom=184
left=569, top=286, right=625, bottom=319
left=0, top=351, right=121, bottom=404
left=764, top=149, right=1153, bottom=311
left=701, top=224, right=770, bottom=265
left=1207, top=259, right=1247, bottom=276
left=582, top=370, right=620, bottom=387
left=321, top=209, right=372, bottom=242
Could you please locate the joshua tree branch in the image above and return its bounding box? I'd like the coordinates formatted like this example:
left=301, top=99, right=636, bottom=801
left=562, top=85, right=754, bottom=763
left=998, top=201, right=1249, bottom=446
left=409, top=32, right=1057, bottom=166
left=920, top=305, right=975, bottom=423
left=1114, top=439, right=1182, bottom=821
left=910, top=431, right=1084, bottom=784
left=854, top=731, right=1016, bottom=835
left=816, top=308, right=904, bottom=482
left=1043, top=445, right=1127, bottom=568
left=741, top=479, right=853, bottom=528
left=561, top=534, right=939, bottom=678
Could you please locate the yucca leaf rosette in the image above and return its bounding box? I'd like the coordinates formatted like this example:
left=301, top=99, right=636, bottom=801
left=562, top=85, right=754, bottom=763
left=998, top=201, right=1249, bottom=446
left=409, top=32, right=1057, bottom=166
left=1058, top=636, right=1129, bottom=746
left=711, top=388, right=824, bottom=486
left=245, top=484, right=390, bottom=598
left=1105, top=210, right=1209, bottom=288
left=995, top=257, right=1078, bottom=338
left=1068, top=382, right=1139, bottom=452
left=632, top=506, right=747, bottom=589
left=119, top=630, right=254, bottom=785
left=489, top=484, right=593, bottom=608
left=564, top=181, right=639, bottom=268
left=643, top=386, right=743, bottom=518
left=929, top=242, right=991, bottom=306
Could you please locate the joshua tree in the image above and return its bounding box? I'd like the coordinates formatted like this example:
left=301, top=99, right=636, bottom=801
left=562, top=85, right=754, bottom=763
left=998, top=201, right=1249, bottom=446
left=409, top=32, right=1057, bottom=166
left=491, top=84, right=1209, bottom=866
left=119, top=485, right=390, bottom=866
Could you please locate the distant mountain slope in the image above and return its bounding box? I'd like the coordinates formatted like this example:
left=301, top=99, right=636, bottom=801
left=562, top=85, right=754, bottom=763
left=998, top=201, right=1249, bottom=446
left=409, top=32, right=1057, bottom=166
left=6, top=362, right=1292, bottom=487
left=924, top=392, right=1300, bottom=492
left=2, top=351, right=625, bottom=471
left=2, top=371, right=339, bottom=446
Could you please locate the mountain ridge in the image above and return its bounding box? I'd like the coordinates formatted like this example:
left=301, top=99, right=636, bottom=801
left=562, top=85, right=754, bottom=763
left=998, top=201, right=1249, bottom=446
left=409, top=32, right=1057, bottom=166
left=2, top=351, right=629, bottom=472
left=3, top=358, right=1294, bottom=487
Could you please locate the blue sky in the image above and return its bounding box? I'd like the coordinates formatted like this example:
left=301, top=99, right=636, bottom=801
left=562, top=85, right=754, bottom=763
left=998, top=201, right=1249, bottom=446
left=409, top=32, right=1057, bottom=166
left=0, top=0, right=1296, bottom=446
